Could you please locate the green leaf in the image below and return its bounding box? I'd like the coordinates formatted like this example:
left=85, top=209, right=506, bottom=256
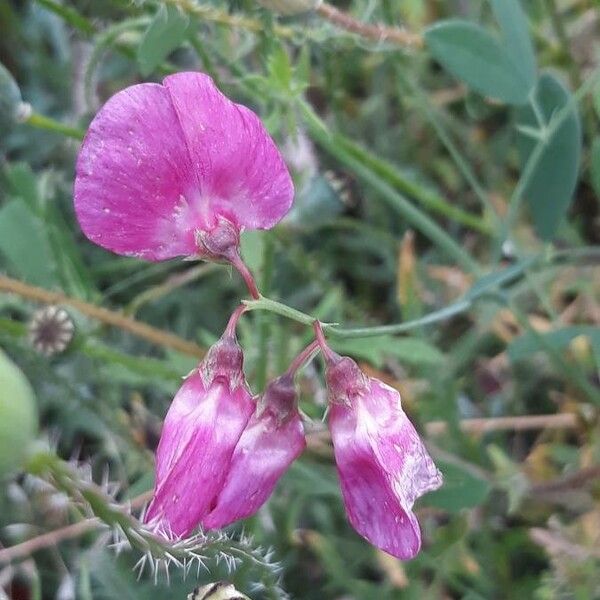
left=465, top=258, right=533, bottom=299
left=137, top=5, right=188, bottom=76
left=590, top=136, right=600, bottom=198
left=517, top=74, right=582, bottom=240
left=507, top=325, right=600, bottom=362
left=4, top=162, right=41, bottom=212
left=331, top=336, right=444, bottom=368
left=423, top=461, right=490, bottom=512
left=489, top=0, right=536, bottom=87
left=0, top=199, right=58, bottom=287
left=0, top=61, right=22, bottom=133
left=425, top=20, right=532, bottom=105
left=593, top=79, right=600, bottom=120
left=267, top=44, right=293, bottom=92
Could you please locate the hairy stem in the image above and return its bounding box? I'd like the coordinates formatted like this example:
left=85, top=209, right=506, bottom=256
left=0, top=275, right=205, bottom=358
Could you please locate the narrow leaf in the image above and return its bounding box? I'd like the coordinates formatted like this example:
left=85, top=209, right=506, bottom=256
left=331, top=335, right=444, bottom=368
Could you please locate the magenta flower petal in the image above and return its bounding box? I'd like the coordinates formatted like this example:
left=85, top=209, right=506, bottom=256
left=145, top=334, right=254, bottom=538
left=202, top=409, right=305, bottom=529
left=74, top=83, right=197, bottom=261
left=74, top=72, right=293, bottom=262
left=163, top=72, right=294, bottom=231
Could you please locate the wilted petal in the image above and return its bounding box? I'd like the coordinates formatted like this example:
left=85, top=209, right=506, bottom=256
left=202, top=409, right=305, bottom=529
left=145, top=335, right=255, bottom=539
left=327, top=365, right=442, bottom=559
left=75, top=72, right=293, bottom=263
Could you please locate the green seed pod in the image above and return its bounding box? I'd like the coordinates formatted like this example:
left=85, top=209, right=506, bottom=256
left=256, top=0, right=321, bottom=16
left=0, top=349, right=38, bottom=477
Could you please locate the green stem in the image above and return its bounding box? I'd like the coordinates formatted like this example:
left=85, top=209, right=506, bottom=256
left=299, top=99, right=482, bottom=275
left=254, top=234, right=275, bottom=391
left=243, top=296, right=319, bottom=328
left=35, top=0, right=95, bottom=35
left=328, top=299, right=472, bottom=338
left=244, top=246, right=600, bottom=338
left=25, top=112, right=85, bottom=140
left=336, top=135, right=492, bottom=234
left=217, top=52, right=483, bottom=271
left=396, top=70, right=499, bottom=226
left=84, top=17, right=150, bottom=108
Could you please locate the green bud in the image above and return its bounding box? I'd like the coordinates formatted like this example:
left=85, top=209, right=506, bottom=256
left=0, top=349, right=38, bottom=477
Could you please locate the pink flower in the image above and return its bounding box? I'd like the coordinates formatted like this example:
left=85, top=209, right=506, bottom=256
left=315, top=325, right=442, bottom=559
left=202, top=373, right=306, bottom=529
left=145, top=326, right=254, bottom=538
left=146, top=309, right=310, bottom=537
left=74, top=72, right=294, bottom=297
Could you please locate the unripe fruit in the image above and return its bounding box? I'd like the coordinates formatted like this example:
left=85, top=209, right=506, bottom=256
left=0, top=350, right=38, bottom=477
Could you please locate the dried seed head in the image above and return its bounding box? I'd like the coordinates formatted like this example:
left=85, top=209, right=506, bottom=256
left=188, top=581, right=250, bottom=600
left=28, top=306, right=74, bottom=356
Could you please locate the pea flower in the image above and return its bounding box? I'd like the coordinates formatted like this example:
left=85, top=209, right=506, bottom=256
left=202, top=369, right=307, bottom=529
left=146, top=310, right=313, bottom=538
left=314, top=324, right=442, bottom=559
left=145, top=307, right=254, bottom=538
left=74, top=72, right=294, bottom=298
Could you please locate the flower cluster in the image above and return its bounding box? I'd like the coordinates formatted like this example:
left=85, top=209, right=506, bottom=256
left=74, top=72, right=442, bottom=559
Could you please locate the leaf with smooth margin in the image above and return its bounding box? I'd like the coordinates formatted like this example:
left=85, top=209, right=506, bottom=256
left=489, top=0, right=536, bottom=87
left=517, top=74, right=582, bottom=240
left=425, top=20, right=531, bottom=105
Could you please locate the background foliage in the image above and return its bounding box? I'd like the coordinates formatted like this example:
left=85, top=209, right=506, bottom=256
left=0, top=0, right=599, bottom=598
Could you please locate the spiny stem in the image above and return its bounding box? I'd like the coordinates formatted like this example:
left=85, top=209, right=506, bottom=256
left=315, top=2, right=423, bottom=48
